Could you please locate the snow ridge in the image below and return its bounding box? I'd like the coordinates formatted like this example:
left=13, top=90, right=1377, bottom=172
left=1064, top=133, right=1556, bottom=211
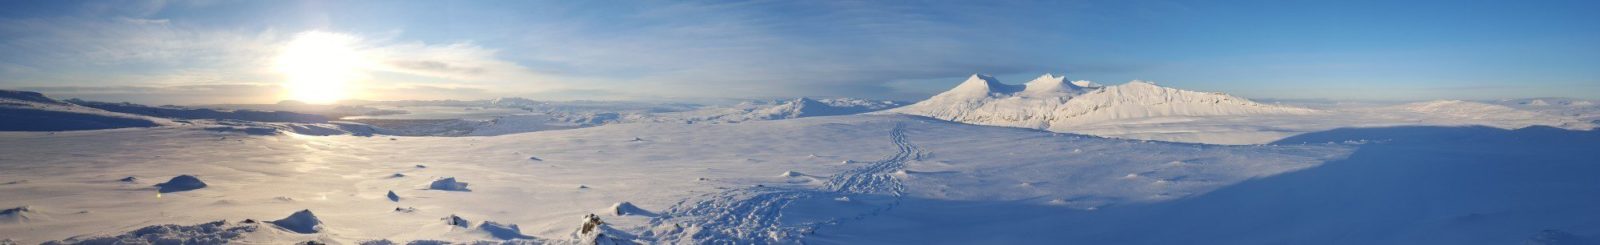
left=0, top=89, right=169, bottom=131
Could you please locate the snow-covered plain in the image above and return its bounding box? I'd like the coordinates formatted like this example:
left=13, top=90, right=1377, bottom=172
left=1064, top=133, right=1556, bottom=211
left=3, top=83, right=1600, bottom=244
left=0, top=114, right=1348, bottom=243
left=4, top=114, right=1599, bottom=244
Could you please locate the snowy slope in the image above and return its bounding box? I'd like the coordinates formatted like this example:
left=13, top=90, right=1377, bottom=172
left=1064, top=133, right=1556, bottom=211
left=0, top=90, right=170, bottom=131
left=888, top=74, right=1316, bottom=130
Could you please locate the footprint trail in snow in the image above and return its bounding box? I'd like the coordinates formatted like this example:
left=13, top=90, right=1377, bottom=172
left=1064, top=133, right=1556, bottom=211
left=647, top=123, right=923, bottom=244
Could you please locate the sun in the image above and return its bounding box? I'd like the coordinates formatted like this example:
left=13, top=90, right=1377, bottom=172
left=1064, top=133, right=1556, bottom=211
left=275, top=31, right=366, bottom=104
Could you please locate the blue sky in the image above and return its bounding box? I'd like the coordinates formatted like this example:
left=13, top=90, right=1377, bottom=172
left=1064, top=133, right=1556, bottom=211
left=1, top=0, right=1596, bottom=104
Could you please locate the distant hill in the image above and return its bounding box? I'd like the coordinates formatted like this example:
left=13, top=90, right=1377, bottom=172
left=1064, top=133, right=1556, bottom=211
left=0, top=90, right=168, bottom=131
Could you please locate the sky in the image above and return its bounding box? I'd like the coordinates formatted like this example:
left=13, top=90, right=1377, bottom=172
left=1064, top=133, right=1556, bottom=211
left=0, top=0, right=1597, bottom=105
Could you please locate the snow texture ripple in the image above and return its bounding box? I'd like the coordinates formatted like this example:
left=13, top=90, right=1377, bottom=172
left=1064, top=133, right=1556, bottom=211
left=649, top=123, right=921, bottom=244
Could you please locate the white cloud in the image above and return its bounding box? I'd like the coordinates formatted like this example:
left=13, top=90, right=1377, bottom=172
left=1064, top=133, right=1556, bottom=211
left=368, top=41, right=542, bottom=84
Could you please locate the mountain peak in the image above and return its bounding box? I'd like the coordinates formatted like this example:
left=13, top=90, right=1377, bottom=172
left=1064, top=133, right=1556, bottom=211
left=1123, top=80, right=1160, bottom=87
left=948, top=74, right=1020, bottom=97
left=1022, top=73, right=1084, bottom=96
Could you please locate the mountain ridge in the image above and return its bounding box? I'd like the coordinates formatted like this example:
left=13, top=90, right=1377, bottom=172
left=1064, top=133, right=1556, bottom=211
left=888, top=74, right=1317, bottom=130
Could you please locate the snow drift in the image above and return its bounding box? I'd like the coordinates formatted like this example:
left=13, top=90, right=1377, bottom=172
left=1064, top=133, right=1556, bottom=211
left=428, top=177, right=470, bottom=191
left=155, top=175, right=208, bottom=193
left=270, top=209, right=323, bottom=234
left=0, top=206, right=43, bottom=224
left=475, top=221, right=532, bottom=240
left=608, top=202, right=655, bottom=216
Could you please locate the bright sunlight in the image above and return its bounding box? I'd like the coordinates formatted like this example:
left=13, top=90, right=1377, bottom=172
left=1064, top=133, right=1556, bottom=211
left=274, top=31, right=366, bottom=104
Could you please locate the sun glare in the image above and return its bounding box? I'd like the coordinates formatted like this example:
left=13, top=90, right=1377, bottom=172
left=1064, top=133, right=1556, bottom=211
left=275, top=31, right=366, bottom=104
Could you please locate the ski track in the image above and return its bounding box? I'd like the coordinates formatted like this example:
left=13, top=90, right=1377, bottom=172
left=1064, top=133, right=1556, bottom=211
left=649, top=123, right=923, bottom=244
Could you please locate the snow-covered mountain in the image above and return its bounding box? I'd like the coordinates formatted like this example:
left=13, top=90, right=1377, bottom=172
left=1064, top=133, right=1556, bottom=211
left=889, top=74, right=1316, bottom=131
left=644, top=97, right=905, bottom=123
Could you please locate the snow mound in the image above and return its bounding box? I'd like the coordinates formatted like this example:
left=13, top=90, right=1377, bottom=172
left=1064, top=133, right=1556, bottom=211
left=1, top=206, right=44, bottom=224
left=428, top=177, right=471, bottom=191
left=475, top=221, right=532, bottom=240
left=155, top=175, right=208, bottom=193
left=270, top=209, right=324, bottom=233
left=608, top=202, right=655, bottom=216
left=443, top=214, right=470, bottom=227
left=41, top=220, right=257, bottom=244
left=888, top=74, right=1315, bottom=130
left=0, top=90, right=168, bottom=131
left=779, top=171, right=805, bottom=177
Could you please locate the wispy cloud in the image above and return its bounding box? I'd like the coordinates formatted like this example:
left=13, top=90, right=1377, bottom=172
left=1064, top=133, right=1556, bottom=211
left=498, top=1, right=1066, bottom=100
left=368, top=41, right=542, bottom=85
left=0, top=1, right=549, bottom=103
